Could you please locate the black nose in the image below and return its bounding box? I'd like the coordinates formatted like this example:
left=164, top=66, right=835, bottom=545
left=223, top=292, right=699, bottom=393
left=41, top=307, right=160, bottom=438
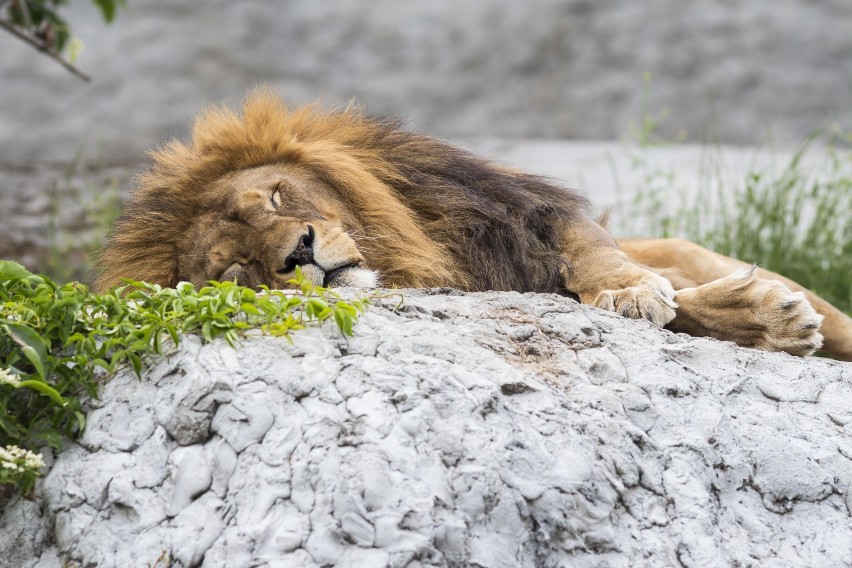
left=281, top=225, right=315, bottom=272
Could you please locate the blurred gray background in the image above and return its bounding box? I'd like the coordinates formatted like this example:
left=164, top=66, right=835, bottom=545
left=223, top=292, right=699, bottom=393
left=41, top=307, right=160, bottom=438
left=2, top=0, right=851, bottom=273
left=3, top=0, right=852, bottom=162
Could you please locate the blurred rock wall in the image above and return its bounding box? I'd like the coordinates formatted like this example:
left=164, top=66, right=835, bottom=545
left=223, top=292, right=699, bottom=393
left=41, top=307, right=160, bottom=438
left=2, top=0, right=851, bottom=165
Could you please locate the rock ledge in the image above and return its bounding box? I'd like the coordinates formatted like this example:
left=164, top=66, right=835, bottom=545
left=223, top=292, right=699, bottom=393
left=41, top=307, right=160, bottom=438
left=2, top=290, right=851, bottom=567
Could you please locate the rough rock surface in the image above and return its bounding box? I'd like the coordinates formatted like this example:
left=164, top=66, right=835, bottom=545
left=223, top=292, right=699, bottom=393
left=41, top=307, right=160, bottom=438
left=2, top=290, right=851, bottom=567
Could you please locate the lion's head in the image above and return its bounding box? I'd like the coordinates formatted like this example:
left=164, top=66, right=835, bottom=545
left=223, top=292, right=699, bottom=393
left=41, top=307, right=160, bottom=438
left=174, top=163, right=378, bottom=289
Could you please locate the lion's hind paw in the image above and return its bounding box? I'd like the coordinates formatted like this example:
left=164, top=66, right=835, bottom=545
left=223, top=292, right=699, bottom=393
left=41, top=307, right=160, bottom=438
left=676, top=269, right=824, bottom=357
left=759, top=288, right=824, bottom=357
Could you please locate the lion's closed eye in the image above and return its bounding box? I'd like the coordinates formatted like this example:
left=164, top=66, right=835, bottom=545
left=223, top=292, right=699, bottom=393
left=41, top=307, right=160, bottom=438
left=270, top=185, right=283, bottom=209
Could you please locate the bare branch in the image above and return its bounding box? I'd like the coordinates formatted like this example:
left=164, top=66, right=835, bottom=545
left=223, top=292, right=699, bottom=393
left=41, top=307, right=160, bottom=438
left=0, top=18, right=90, bottom=81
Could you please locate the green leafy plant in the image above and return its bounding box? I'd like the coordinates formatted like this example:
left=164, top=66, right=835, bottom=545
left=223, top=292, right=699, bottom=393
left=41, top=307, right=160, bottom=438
left=0, top=261, right=370, bottom=496
left=0, top=0, right=126, bottom=80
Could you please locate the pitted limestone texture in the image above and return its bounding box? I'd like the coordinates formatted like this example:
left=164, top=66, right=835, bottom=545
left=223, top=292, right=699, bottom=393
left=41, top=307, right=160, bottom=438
left=1, top=290, right=850, bottom=567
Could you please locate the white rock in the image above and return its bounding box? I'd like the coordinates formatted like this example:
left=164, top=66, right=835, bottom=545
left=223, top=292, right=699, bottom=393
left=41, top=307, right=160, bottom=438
left=1, top=290, right=850, bottom=567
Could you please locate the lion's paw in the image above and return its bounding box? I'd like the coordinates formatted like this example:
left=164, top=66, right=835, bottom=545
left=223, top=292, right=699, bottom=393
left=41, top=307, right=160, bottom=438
left=768, top=292, right=825, bottom=356
left=738, top=274, right=824, bottom=356
left=677, top=268, right=824, bottom=357
left=593, top=276, right=677, bottom=328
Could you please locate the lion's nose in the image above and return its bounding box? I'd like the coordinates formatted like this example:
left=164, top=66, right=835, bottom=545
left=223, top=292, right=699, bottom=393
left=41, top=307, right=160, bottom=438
left=281, top=225, right=316, bottom=271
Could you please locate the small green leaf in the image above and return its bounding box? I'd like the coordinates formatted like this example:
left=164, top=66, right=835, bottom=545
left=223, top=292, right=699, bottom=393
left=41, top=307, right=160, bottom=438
left=0, top=412, right=23, bottom=437
left=73, top=410, right=87, bottom=431
left=18, top=380, right=65, bottom=407
left=336, top=303, right=358, bottom=317
left=334, top=309, right=354, bottom=336
left=224, top=329, right=239, bottom=348
left=91, top=0, right=117, bottom=25
left=166, top=324, right=180, bottom=345
left=241, top=302, right=261, bottom=316
left=0, top=260, right=32, bottom=281
left=3, top=324, right=49, bottom=380
left=39, top=429, right=64, bottom=451
left=128, top=352, right=142, bottom=377
left=153, top=329, right=163, bottom=354
left=306, top=298, right=328, bottom=318
left=67, top=37, right=85, bottom=64
left=202, top=320, right=213, bottom=342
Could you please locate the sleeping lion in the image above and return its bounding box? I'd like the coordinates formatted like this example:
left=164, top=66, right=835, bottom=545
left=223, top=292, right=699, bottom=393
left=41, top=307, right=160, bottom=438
left=95, top=90, right=852, bottom=361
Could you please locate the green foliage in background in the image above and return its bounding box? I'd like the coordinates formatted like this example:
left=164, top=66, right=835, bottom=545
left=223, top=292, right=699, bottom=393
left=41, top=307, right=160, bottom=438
left=44, top=150, right=126, bottom=283
left=625, top=132, right=851, bottom=316
left=1, top=0, right=126, bottom=78
left=701, top=139, right=850, bottom=315
left=0, top=262, right=369, bottom=496
left=621, top=77, right=850, bottom=316
left=3, top=0, right=123, bottom=50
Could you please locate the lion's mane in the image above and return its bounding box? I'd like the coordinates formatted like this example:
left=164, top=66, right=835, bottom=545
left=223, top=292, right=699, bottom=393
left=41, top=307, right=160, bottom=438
left=95, top=90, right=589, bottom=293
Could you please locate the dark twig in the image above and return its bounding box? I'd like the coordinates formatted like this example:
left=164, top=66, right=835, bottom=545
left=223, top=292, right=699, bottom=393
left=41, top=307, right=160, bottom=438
left=0, top=18, right=90, bottom=81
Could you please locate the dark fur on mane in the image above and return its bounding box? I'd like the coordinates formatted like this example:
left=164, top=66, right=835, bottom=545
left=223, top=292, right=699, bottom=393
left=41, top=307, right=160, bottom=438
left=365, top=125, right=588, bottom=292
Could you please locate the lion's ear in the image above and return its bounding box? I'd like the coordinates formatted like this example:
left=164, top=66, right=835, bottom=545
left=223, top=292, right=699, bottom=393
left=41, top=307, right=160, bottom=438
left=596, top=209, right=611, bottom=230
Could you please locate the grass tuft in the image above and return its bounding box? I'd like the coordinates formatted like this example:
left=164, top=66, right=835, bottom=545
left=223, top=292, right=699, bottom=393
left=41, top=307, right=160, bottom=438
left=618, top=76, right=850, bottom=315
left=624, top=132, right=851, bottom=315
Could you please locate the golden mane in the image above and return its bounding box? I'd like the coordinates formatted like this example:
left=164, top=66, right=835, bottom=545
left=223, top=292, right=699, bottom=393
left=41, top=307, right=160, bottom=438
left=95, top=90, right=460, bottom=291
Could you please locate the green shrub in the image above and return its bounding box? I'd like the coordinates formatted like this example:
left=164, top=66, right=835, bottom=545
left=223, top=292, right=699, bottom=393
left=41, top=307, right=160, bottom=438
left=0, top=262, right=369, bottom=496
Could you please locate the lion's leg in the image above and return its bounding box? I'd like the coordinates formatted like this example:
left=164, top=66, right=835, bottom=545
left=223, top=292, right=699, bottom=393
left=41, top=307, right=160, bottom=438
left=618, top=238, right=851, bottom=360
left=559, top=219, right=677, bottom=328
